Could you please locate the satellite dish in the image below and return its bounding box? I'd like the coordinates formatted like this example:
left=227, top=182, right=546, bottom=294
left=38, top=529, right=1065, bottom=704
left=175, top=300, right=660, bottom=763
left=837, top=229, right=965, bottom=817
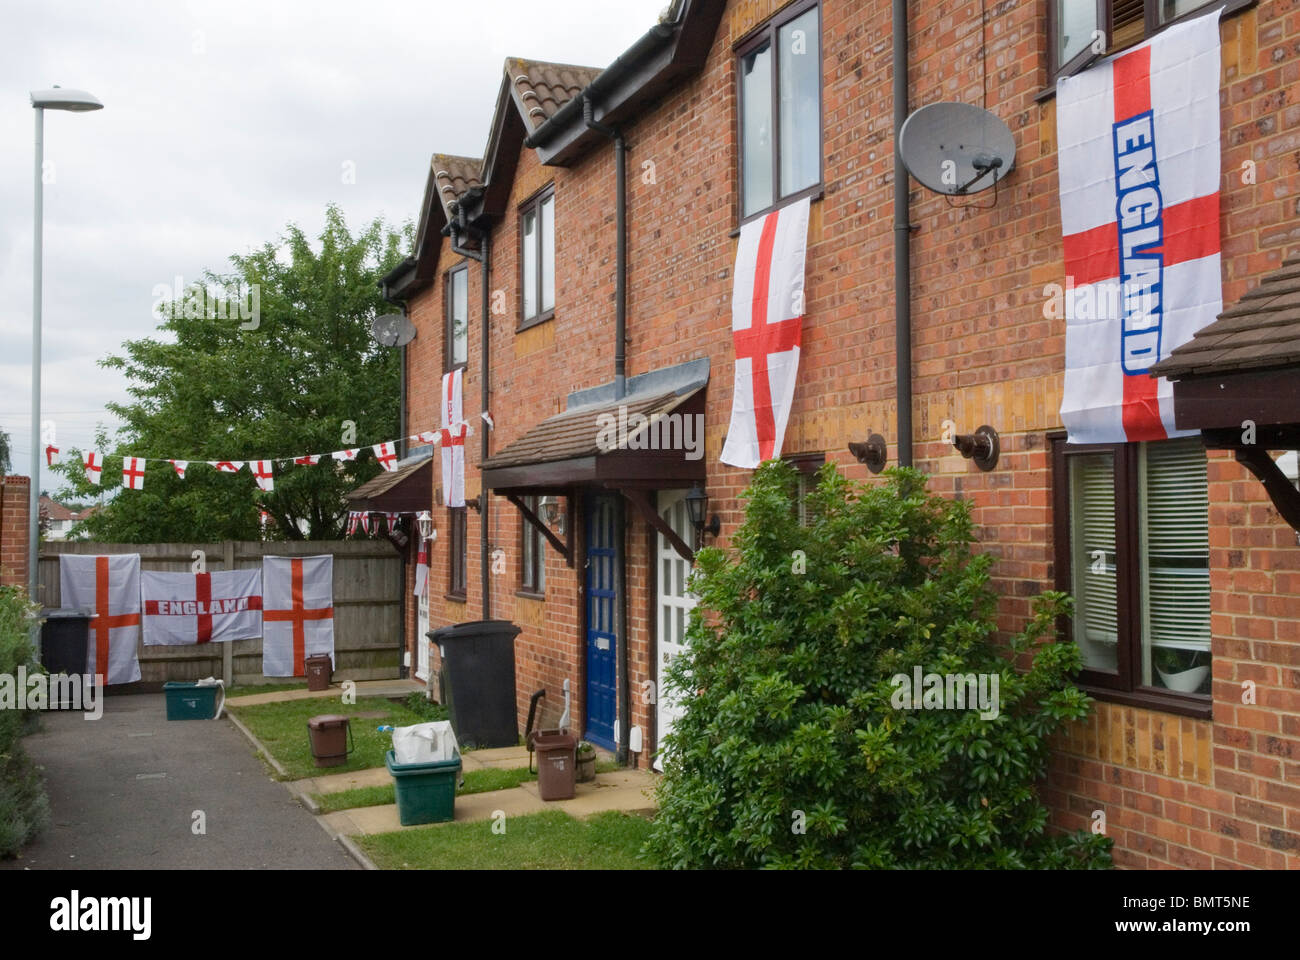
left=899, top=102, right=1015, bottom=196
left=371, top=313, right=416, bottom=348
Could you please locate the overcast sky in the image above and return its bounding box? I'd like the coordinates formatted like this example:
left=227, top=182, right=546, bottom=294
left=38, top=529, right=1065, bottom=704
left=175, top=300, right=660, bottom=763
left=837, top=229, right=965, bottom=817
left=0, top=0, right=667, bottom=493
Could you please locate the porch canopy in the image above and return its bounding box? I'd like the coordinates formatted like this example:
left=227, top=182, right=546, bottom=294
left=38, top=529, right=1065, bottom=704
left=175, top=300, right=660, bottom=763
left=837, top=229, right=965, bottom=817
left=1151, top=253, right=1300, bottom=529
left=345, top=450, right=433, bottom=515
left=481, top=358, right=709, bottom=563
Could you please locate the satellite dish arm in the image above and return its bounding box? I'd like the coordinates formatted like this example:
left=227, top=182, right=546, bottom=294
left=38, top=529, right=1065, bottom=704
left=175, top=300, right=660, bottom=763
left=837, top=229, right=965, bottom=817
left=956, top=155, right=1002, bottom=195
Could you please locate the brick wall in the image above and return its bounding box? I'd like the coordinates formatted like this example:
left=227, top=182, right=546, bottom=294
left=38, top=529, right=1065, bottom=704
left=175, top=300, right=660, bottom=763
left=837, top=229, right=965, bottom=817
left=0, top=476, right=31, bottom=590
left=400, top=0, right=1300, bottom=860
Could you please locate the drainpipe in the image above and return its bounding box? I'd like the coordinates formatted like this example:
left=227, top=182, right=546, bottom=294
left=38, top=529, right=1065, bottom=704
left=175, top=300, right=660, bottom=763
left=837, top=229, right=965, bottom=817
left=584, top=95, right=630, bottom=762
left=447, top=203, right=492, bottom=621
left=584, top=96, right=627, bottom=401
left=893, top=0, right=913, bottom=468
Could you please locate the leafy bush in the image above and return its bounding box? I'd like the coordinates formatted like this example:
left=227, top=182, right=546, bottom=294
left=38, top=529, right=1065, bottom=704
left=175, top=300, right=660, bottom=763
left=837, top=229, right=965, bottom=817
left=0, top=585, right=50, bottom=858
left=645, top=462, right=1111, bottom=869
left=402, top=692, right=449, bottom=724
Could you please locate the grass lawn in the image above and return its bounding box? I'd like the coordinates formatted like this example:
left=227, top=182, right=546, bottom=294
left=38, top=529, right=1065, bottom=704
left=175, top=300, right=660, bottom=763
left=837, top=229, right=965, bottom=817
left=357, top=810, right=655, bottom=870
left=228, top=696, right=430, bottom=780
left=313, top=766, right=538, bottom=814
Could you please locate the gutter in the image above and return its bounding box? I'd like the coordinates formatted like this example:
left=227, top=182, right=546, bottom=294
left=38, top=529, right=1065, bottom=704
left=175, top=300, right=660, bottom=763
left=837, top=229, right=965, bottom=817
left=523, top=5, right=683, bottom=150
left=379, top=267, right=413, bottom=676
left=893, top=0, right=913, bottom=467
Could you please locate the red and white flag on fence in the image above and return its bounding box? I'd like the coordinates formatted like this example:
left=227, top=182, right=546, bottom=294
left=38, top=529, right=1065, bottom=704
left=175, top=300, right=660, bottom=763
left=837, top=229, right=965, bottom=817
left=1057, top=11, right=1222, bottom=444
left=58, top=554, right=142, bottom=685
left=440, top=369, right=466, bottom=507
left=720, top=195, right=811, bottom=469
left=141, top=568, right=263, bottom=645
left=83, top=451, right=103, bottom=485
left=262, top=555, right=334, bottom=677
left=122, top=457, right=147, bottom=490
left=168, top=459, right=188, bottom=479
left=251, top=460, right=275, bottom=492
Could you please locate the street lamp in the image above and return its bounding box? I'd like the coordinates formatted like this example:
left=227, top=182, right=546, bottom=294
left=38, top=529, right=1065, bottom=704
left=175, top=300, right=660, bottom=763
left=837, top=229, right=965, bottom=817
left=29, top=87, right=103, bottom=614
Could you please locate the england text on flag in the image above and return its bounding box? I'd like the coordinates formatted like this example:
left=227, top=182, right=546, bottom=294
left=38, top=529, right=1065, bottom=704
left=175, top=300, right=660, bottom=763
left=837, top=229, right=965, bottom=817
left=720, top=196, right=812, bottom=469
left=1056, top=11, right=1222, bottom=444
left=141, top=568, right=263, bottom=645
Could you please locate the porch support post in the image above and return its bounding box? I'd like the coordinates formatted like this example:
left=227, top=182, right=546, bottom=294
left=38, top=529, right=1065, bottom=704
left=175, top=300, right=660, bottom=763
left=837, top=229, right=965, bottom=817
left=618, top=488, right=694, bottom=564
left=504, top=493, right=573, bottom=566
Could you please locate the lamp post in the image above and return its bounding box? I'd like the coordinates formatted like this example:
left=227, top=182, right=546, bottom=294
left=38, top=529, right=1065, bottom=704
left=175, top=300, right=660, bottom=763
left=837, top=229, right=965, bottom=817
left=28, top=87, right=102, bottom=615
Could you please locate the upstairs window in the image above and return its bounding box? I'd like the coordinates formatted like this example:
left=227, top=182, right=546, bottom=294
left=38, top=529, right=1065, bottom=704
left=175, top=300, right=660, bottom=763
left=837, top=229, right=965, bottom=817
left=1049, top=0, right=1240, bottom=79
left=520, top=185, right=555, bottom=329
left=445, top=265, right=468, bottom=371
left=737, top=0, right=822, bottom=221
left=1053, top=435, right=1211, bottom=716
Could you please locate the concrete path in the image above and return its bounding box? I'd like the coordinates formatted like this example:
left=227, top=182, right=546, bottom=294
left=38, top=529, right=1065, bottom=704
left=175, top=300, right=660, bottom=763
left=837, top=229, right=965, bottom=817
left=2, top=693, right=357, bottom=870
left=317, top=768, right=658, bottom=838
left=224, top=678, right=425, bottom=707
left=294, top=745, right=533, bottom=798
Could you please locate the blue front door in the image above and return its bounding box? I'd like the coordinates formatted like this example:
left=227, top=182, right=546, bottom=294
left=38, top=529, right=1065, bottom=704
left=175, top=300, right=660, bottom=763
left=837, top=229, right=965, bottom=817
left=584, top=494, right=618, bottom=750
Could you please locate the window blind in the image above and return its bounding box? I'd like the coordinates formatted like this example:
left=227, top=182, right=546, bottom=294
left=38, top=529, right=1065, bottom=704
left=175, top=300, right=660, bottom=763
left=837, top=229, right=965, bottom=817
left=1141, top=438, right=1211, bottom=654
left=1069, top=453, right=1119, bottom=667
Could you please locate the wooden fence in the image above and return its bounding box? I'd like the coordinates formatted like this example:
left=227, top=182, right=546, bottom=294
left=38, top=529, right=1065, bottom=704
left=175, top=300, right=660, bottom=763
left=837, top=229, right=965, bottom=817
left=37, top=540, right=403, bottom=686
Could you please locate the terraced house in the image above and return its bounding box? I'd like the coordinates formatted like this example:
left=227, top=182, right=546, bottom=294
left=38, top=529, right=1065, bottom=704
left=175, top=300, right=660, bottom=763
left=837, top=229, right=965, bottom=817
left=376, top=0, right=1300, bottom=869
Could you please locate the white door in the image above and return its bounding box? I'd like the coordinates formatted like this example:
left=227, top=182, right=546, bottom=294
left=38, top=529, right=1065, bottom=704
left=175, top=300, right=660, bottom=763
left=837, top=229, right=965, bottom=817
left=416, top=587, right=430, bottom=681
left=655, top=491, right=697, bottom=772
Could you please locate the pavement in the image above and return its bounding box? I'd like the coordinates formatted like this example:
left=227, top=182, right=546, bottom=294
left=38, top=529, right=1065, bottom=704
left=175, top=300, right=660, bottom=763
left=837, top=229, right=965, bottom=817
left=2, top=693, right=358, bottom=870
left=316, top=767, right=658, bottom=838
left=224, top=678, right=426, bottom=707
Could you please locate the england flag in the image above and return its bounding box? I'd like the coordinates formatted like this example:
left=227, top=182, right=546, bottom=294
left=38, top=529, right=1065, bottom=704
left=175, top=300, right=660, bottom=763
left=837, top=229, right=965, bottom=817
left=59, top=554, right=142, bottom=685
left=141, top=568, right=263, bottom=645
left=440, top=369, right=466, bottom=507
left=720, top=196, right=811, bottom=469
left=1057, top=11, right=1222, bottom=444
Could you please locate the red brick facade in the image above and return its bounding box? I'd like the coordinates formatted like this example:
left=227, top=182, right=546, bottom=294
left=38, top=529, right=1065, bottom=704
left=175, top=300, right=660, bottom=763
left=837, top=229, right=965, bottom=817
left=398, top=0, right=1300, bottom=867
left=0, top=476, right=31, bottom=590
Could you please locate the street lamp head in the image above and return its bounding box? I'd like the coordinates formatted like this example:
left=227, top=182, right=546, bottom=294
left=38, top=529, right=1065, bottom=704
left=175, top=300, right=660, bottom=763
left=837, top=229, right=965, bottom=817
left=30, top=87, right=103, bottom=112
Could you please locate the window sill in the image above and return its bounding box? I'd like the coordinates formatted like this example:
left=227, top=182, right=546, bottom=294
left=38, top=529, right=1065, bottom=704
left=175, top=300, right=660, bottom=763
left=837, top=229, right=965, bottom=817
left=444, top=592, right=467, bottom=604
left=515, top=588, right=546, bottom=602
left=1035, top=0, right=1256, bottom=104
left=730, top=186, right=823, bottom=238
left=517, top=310, right=555, bottom=334
left=1079, top=683, right=1213, bottom=721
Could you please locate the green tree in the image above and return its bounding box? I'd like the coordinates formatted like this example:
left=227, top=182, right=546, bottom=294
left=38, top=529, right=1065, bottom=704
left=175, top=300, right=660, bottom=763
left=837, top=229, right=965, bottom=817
left=53, top=206, right=410, bottom=542
left=645, top=461, right=1112, bottom=869
left=0, top=429, right=11, bottom=475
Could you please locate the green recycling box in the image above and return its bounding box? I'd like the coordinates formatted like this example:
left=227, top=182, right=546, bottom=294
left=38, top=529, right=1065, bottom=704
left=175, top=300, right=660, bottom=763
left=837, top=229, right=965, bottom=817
left=385, top=749, right=461, bottom=825
left=163, top=682, right=220, bottom=721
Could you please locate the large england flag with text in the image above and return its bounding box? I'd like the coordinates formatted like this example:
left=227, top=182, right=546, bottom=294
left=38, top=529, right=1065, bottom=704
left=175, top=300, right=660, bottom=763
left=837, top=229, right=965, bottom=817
left=59, top=554, right=142, bottom=685
left=141, top=568, right=263, bottom=646
left=262, top=555, right=334, bottom=676
left=440, top=368, right=467, bottom=507
left=720, top=195, right=811, bottom=468
left=1057, top=11, right=1222, bottom=444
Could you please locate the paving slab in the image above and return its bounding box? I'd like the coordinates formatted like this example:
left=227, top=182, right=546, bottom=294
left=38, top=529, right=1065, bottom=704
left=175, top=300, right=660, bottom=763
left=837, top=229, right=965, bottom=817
left=2, top=693, right=357, bottom=870
left=225, top=679, right=425, bottom=707
left=320, top=769, right=658, bottom=837
left=299, top=766, right=394, bottom=796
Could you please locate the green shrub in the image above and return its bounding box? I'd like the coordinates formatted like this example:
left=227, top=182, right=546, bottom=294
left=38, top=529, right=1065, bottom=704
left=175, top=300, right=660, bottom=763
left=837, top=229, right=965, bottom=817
left=645, top=462, right=1111, bottom=870
left=402, top=692, right=449, bottom=724
left=0, top=584, right=49, bottom=858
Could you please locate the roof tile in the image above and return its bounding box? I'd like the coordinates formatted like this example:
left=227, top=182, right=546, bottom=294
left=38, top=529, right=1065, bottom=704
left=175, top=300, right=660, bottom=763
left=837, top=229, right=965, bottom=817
left=504, top=57, right=602, bottom=131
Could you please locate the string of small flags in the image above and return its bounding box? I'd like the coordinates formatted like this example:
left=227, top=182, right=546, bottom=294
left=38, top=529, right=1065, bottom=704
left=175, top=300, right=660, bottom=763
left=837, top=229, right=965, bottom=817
left=47, top=419, right=491, bottom=492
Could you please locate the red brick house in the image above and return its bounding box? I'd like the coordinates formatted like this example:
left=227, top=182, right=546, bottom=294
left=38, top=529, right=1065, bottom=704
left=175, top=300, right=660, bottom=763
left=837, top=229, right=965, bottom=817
left=381, top=0, right=1300, bottom=868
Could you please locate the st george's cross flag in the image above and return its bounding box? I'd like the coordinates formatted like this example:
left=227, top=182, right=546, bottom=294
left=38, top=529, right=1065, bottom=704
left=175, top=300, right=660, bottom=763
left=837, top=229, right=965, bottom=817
left=122, top=457, right=147, bottom=491
left=294, top=454, right=321, bottom=466
left=262, top=555, right=334, bottom=676
left=210, top=461, right=243, bottom=474
left=440, top=368, right=467, bottom=507
left=83, top=451, right=103, bottom=485
left=59, top=554, right=142, bottom=685
left=168, top=459, right=188, bottom=479
left=141, top=568, right=263, bottom=645
left=1057, top=11, right=1223, bottom=444
left=720, top=196, right=811, bottom=468
left=251, top=460, right=275, bottom=492
left=372, top=442, right=399, bottom=472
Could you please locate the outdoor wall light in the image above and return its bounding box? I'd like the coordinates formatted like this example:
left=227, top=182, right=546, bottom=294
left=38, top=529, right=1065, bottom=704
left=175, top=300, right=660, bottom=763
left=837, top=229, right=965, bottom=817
left=466, top=494, right=483, bottom=513
left=539, top=495, right=566, bottom=537
left=848, top=433, right=888, bottom=474
left=953, top=425, right=1000, bottom=471
left=416, top=511, right=434, bottom=541
left=684, top=485, right=720, bottom=546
